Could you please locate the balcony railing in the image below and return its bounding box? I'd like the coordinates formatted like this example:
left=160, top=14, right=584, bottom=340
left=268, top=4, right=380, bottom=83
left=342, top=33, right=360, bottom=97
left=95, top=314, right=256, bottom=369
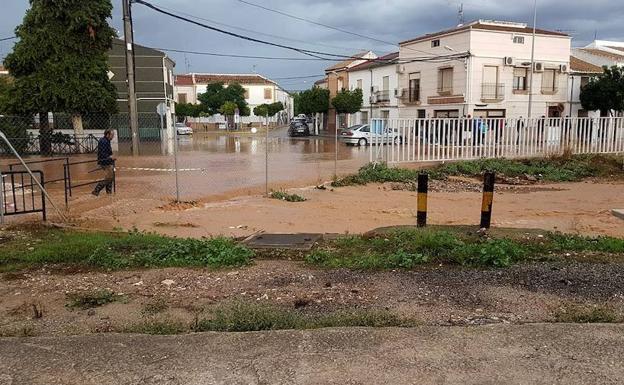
left=541, top=86, right=559, bottom=94
left=373, top=90, right=391, bottom=103
left=398, top=88, right=421, bottom=104
left=481, top=83, right=505, bottom=101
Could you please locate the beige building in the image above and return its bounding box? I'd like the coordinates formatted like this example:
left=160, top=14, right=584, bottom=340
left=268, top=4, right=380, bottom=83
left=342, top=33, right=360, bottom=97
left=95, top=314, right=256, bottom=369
left=398, top=20, right=571, bottom=120
left=324, top=51, right=376, bottom=132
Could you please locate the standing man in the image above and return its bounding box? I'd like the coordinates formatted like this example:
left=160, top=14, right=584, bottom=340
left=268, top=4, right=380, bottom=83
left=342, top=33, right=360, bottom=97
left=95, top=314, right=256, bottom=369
left=92, top=129, right=115, bottom=196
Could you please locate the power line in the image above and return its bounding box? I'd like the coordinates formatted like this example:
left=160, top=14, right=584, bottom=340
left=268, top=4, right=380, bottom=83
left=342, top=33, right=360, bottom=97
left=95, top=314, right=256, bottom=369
left=151, top=3, right=375, bottom=54
left=272, top=74, right=324, bottom=80
left=155, top=47, right=333, bottom=61
left=133, top=0, right=467, bottom=65
left=234, top=0, right=437, bottom=57
left=0, top=36, right=17, bottom=42
left=133, top=0, right=357, bottom=61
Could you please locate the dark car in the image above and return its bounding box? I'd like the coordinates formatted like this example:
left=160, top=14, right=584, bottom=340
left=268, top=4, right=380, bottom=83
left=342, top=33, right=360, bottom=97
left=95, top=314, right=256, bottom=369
left=288, top=121, right=310, bottom=137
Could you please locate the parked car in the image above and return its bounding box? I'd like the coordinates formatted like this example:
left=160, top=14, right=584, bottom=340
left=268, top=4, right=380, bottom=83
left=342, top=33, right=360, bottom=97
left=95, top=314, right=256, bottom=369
left=340, top=124, right=402, bottom=146
left=175, top=122, right=193, bottom=135
left=288, top=121, right=310, bottom=137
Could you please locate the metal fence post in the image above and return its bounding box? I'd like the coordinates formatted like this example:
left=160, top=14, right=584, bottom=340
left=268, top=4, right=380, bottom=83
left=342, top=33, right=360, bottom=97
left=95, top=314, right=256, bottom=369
left=173, top=126, right=180, bottom=202
left=0, top=171, right=4, bottom=225
left=265, top=119, right=269, bottom=197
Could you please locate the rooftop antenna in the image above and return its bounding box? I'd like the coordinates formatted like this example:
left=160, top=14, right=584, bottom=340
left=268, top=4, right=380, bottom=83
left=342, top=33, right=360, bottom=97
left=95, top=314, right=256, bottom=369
left=457, top=3, right=465, bottom=25
left=184, top=53, right=191, bottom=73
left=252, top=64, right=257, bottom=74
left=594, top=30, right=598, bottom=41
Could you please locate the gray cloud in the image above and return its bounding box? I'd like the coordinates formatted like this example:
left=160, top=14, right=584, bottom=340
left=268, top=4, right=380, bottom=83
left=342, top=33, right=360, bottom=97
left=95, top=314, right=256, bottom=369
left=1, top=0, right=623, bottom=90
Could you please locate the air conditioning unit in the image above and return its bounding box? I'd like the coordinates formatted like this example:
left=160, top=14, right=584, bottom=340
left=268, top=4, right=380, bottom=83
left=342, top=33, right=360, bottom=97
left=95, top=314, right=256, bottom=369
left=396, top=64, right=405, bottom=74
left=534, top=62, right=544, bottom=72
left=559, top=64, right=569, bottom=73
left=504, top=57, right=515, bottom=66
left=394, top=88, right=400, bottom=97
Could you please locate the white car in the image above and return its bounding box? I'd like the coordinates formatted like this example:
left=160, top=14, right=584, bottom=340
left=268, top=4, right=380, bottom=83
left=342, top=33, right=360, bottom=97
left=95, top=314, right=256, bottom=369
left=176, top=123, right=193, bottom=135
left=340, top=124, right=402, bottom=146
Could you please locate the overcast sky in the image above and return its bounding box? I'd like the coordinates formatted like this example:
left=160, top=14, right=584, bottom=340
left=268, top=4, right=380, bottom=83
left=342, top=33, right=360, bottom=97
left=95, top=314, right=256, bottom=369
left=1, top=0, right=623, bottom=90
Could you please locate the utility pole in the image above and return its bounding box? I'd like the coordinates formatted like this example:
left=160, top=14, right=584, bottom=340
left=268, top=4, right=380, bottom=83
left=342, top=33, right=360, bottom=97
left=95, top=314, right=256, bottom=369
left=123, top=0, right=140, bottom=156
left=527, top=0, right=537, bottom=119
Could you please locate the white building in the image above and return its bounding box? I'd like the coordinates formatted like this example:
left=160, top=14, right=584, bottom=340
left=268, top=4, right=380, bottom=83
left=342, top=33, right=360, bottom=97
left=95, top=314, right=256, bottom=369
left=398, top=20, right=571, bottom=120
left=567, top=56, right=603, bottom=117
left=347, top=52, right=400, bottom=125
left=173, top=73, right=294, bottom=119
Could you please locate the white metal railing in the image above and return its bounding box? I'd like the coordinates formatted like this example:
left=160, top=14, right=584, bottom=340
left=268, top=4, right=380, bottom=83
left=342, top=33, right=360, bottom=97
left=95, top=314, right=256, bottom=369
left=368, top=117, right=624, bottom=163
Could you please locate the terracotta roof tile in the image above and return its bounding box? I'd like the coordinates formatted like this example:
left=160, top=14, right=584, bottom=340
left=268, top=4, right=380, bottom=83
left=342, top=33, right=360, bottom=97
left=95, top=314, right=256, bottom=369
left=174, top=73, right=276, bottom=86
left=580, top=48, right=624, bottom=61
left=348, top=52, right=399, bottom=72
left=325, top=51, right=373, bottom=72
left=570, top=56, right=603, bottom=74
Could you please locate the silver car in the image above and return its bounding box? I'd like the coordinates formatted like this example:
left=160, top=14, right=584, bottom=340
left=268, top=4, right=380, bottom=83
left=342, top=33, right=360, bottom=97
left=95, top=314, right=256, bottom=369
left=175, top=122, right=193, bottom=135
left=340, top=124, right=402, bottom=146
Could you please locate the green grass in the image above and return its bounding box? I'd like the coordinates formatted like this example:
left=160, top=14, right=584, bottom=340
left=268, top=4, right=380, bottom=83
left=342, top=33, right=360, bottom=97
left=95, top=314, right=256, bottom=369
left=269, top=190, right=307, bottom=202
left=555, top=305, right=621, bottom=323
left=332, top=154, right=624, bottom=186
left=66, top=289, right=118, bottom=310
left=306, top=227, right=624, bottom=269
left=0, top=228, right=254, bottom=272
left=194, top=301, right=414, bottom=332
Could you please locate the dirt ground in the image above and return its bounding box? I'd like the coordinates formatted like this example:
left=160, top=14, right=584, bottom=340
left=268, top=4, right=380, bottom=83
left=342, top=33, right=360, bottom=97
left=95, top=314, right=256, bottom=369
left=2, top=258, right=623, bottom=337
left=59, top=178, right=624, bottom=239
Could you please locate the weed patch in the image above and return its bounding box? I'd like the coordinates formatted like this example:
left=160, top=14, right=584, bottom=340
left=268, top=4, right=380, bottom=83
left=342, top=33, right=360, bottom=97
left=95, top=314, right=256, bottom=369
left=125, top=319, right=187, bottom=335
left=0, top=229, right=254, bottom=272
left=194, top=301, right=413, bottom=332
left=555, top=305, right=621, bottom=323
left=269, top=190, right=307, bottom=202
left=66, top=289, right=118, bottom=310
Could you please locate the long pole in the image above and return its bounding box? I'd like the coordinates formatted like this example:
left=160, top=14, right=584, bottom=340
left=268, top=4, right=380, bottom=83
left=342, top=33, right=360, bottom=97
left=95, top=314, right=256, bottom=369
left=173, top=125, right=180, bottom=202
left=334, top=113, right=338, bottom=179
left=527, top=0, right=537, bottom=119
left=0, top=171, right=4, bottom=225
left=265, top=111, right=269, bottom=197
left=123, top=0, right=140, bottom=156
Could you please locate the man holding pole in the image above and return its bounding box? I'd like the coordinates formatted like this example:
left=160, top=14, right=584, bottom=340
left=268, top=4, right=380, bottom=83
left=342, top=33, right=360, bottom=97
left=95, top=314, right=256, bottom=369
left=92, top=129, right=115, bottom=196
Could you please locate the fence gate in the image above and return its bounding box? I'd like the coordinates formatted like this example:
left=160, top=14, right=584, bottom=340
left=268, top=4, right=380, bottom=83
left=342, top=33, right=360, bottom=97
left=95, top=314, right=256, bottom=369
left=0, top=170, right=47, bottom=222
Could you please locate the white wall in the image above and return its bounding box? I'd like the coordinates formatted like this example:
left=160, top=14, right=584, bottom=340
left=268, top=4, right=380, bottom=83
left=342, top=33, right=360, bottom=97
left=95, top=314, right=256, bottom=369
left=398, top=27, right=571, bottom=119
left=349, top=63, right=400, bottom=124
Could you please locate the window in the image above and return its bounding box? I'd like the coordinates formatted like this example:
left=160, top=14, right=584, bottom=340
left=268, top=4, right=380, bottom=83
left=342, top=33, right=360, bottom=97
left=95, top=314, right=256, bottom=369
left=381, top=110, right=390, bottom=119
left=438, top=67, right=453, bottom=94
left=360, top=111, right=368, bottom=124
left=434, top=110, right=459, bottom=118
left=178, top=93, right=187, bottom=104
left=580, top=76, right=590, bottom=88
left=513, top=67, right=528, bottom=91
left=356, top=79, right=363, bottom=89
left=541, top=69, right=557, bottom=93
left=431, top=39, right=440, bottom=47
left=360, top=124, right=370, bottom=133
left=264, top=87, right=272, bottom=99
left=417, top=109, right=426, bottom=118
left=408, top=72, right=421, bottom=102
left=243, top=88, right=250, bottom=99
left=513, top=36, right=525, bottom=44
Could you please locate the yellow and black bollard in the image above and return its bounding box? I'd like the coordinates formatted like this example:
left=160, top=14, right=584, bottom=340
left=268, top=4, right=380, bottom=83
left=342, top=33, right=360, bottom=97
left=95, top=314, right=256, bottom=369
left=417, top=173, right=428, bottom=227
left=480, top=172, right=496, bottom=229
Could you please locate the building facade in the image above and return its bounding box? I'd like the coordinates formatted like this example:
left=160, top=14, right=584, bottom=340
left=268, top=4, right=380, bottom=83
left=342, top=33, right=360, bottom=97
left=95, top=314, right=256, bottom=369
left=108, top=39, right=175, bottom=116
left=173, top=73, right=294, bottom=120
left=324, top=51, right=377, bottom=132
left=347, top=52, right=400, bottom=125
left=397, top=20, right=571, bottom=120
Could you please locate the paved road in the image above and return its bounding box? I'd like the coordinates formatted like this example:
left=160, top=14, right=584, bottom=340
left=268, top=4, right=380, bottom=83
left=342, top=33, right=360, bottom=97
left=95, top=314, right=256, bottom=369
left=1, top=324, right=623, bottom=385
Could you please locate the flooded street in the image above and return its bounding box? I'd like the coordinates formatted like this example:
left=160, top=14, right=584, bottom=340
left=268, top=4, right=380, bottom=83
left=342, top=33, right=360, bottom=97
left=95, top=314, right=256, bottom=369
left=112, top=127, right=371, bottom=201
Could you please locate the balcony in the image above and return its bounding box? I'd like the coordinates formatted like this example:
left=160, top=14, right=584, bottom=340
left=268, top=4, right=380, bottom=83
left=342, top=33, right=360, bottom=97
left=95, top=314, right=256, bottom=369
left=540, top=86, right=559, bottom=95
left=373, top=90, right=391, bottom=103
left=398, top=88, right=421, bottom=105
left=481, top=83, right=505, bottom=102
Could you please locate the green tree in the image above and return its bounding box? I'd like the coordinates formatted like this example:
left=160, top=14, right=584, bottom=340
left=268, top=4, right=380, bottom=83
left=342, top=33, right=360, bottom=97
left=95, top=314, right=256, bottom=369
left=267, top=101, right=284, bottom=116
left=295, top=87, right=329, bottom=115
left=175, top=103, right=200, bottom=120
left=197, top=82, right=249, bottom=115
left=580, top=66, right=624, bottom=116
left=331, top=88, right=363, bottom=115
left=253, top=104, right=269, bottom=117
left=3, top=0, right=118, bottom=154
left=0, top=77, right=12, bottom=115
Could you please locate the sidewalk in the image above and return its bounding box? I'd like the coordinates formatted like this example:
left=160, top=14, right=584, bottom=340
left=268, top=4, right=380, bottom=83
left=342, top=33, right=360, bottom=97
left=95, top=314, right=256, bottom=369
left=2, top=324, right=623, bottom=384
